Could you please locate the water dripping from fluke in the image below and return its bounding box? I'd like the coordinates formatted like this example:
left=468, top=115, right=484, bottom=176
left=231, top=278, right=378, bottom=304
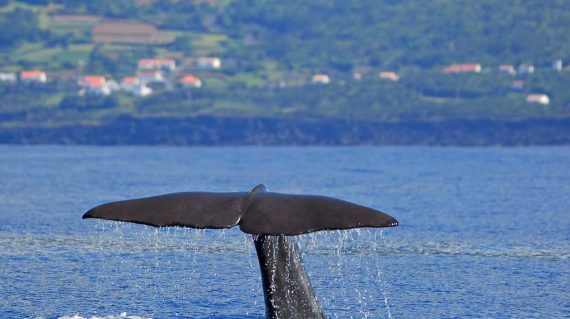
left=82, top=184, right=399, bottom=318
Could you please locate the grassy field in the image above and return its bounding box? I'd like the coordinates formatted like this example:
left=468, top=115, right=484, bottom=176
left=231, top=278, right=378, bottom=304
left=187, top=32, right=228, bottom=56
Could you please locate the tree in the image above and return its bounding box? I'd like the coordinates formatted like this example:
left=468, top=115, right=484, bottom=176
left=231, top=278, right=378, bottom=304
left=0, top=9, right=40, bottom=48
left=86, top=0, right=137, bottom=18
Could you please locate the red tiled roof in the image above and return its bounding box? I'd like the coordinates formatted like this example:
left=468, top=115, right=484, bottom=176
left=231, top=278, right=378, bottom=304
left=83, top=75, right=106, bottom=87
left=122, top=76, right=139, bottom=84
left=312, top=74, right=330, bottom=81
left=443, top=64, right=481, bottom=73
left=20, top=70, right=46, bottom=78
left=379, top=71, right=399, bottom=81
left=527, top=94, right=549, bottom=102
left=180, top=75, right=200, bottom=84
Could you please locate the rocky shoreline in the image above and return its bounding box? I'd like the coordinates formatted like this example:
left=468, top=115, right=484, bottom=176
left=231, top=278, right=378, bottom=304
left=1, top=116, right=569, bottom=146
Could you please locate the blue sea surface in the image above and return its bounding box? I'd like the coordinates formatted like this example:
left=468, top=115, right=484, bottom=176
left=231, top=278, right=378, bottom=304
left=0, top=146, right=569, bottom=318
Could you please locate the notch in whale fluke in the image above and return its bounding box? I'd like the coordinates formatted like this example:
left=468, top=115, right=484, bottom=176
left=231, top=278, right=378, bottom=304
left=83, top=184, right=398, bottom=235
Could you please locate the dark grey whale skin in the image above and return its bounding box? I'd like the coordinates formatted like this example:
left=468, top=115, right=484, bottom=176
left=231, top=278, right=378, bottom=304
left=254, top=234, right=326, bottom=319
left=83, top=184, right=398, bottom=318
left=83, top=184, right=398, bottom=235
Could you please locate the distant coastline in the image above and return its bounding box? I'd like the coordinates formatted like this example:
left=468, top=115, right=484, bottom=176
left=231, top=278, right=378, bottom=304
left=1, top=116, right=569, bottom=146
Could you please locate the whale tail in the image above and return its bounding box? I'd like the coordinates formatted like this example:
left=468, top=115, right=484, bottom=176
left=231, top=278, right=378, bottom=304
left=83, top=184, right=398, bottom=318
left=83, top=184, right=398, bottom=235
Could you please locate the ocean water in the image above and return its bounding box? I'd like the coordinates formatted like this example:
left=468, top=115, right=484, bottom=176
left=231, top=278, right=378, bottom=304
left=0, top=146, right=569, bottom=318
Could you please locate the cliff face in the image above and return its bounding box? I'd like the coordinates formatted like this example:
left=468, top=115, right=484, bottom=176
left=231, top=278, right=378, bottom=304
left=1, top=116, right=569, bottom=146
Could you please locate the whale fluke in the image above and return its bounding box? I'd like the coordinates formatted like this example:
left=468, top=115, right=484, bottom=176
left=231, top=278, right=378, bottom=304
left=240, top=192, right=398, bottom=235
left=83, top=192, right=247, bottom=229
left=83, top=184, right=398, bottom=235
left=83, top=184, right=398, bottom=319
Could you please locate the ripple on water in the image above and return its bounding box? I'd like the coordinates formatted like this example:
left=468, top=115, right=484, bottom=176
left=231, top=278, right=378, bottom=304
left=2, top=228, right=568, bottom=260
left=54, top=313, right=151, bottom=319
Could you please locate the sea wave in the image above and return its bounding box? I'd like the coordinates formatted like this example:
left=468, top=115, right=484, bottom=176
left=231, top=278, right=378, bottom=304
left=31, top=313, right=150, bottom=319
left=2, top=231, right=568, bottom=260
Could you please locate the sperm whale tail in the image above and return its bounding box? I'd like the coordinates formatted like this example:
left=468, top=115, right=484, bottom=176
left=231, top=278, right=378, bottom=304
left=83, top=184, right=398, bottom=319
left=82, top=184, right=398, bottom=235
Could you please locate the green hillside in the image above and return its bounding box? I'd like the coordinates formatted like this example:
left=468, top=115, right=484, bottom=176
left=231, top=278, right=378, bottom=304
left=1, top=0, right=570, bottom=128
left=223, top=0, right=570, bottom=70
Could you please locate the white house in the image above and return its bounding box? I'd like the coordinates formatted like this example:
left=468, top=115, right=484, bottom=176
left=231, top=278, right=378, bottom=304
left=498, top=65, right=516, bottom=75
left=526, top=94, right=550, bottom=105
left=133, top=85, right=153, bottom=97
left=518, top=64, right=535, bottom=75
left=196, top=57, right=222, bottom=69
left=553, top=59, right=563, bottom=72
left=0, top=72, right=16, bottom=83
left=378, top=71, right=399, bottom=81
left=20, top=70, right=47, bottom=83
left=137, top=70, right=165, bottom=84
left=179, top=75, right=202, bottom=88
left=311, top=74, right=330, bottom=84
left=106, top=79, right=120, bottom=92
left=121, top=77, right=140, bottom=91
left=79, top=75, right=111, bottom=95
left=121, top=76, right=152, bottom=96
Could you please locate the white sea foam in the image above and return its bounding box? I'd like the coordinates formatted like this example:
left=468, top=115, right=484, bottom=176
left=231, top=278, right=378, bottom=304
left=56, top=312, right=151, bottom=319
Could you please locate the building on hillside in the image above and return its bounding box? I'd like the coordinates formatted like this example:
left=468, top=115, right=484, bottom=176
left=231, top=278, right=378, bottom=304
left=443, top=64, right=482, bottom=73
left=553, top=59, right=563, bottom=72
left=138, top=58, right=176, bottom=71
left=352, top=67, right=371, bottom=81
left=518, top=64, right=534, bottom=75
left=526, top=94, right=550, bottom=105
left=0, top=72, right=17, bottom=83
left=121, top=77, right=140, bottom=91
left=20, top=70, right=47, bottom=83
left=311, top=74, right=331, bottom=84
left=132, top=84, right=153, bottom=97
left=179, top=75, right=202, bottom=88
left=121, top=77, right=152, bottom=97
left=106, top=79, right=120, bottom=92
left=378, top=71, right=399, bottom=81
left=498, top=65, right=516, bottom=75
left=195, top=57, right=222, bottom=69
left=511, top=80, right=525, bottom=90
left=79, top=75, right=111, bottom=95
left=136, top=70, right=165, bottom=84
left=92, top=20, right=162, bottom=44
